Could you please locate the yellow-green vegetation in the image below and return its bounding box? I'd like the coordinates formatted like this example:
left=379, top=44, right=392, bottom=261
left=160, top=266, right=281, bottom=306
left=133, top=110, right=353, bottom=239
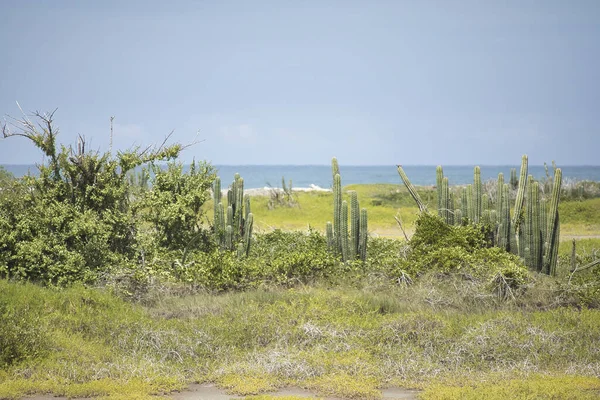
left=560, top=198, right=600, bottom=236
left=421, top=376, right=600, bottom=400
left=209, top=184, right=600, bottom=240
left=2, top=278, right=600, bottom=399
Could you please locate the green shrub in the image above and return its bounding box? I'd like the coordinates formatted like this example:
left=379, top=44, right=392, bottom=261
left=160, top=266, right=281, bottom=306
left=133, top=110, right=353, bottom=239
left=136, top=160, right=216, bottom=250
left=0, top=112, right=214, bottom=285
left=405, top=213, right=529, bottom=287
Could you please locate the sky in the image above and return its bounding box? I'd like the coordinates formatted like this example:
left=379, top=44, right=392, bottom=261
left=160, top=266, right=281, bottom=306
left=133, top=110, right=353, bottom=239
left=0, top=0, right=599, bottom=166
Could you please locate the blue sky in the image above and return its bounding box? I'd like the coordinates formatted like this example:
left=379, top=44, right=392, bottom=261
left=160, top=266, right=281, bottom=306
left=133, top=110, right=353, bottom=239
left=1, top=1, right=598, bottom=166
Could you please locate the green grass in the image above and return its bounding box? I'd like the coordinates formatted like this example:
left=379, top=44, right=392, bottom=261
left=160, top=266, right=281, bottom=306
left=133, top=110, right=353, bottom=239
left=207, top=184, right=600, bottom=239
left=2, top=277, right=600, bottom=399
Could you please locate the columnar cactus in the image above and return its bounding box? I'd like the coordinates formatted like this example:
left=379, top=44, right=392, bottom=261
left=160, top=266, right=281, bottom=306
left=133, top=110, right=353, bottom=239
left=543, top=168, right=562, bottom=275
left=467, top=184, right=474, bottom=223
left=474, top=166, right=482, bottom=223
left=326, top=222, right=334, bottom=251
left=441, top=176, right=449, bottom=224
left=461, top=187, right=468, bottom=224
left=333, top=173, right=342, bottom=254
left=498, top=183, right=511, bottom=251
left=341, top=200, right=349, bottom=261
left=510, top=167, right=518, bottom=189
left=328, top=158, right=369, bottom=262
left=436, top=166, right=444, bottom=217
left=359, top=208, right=368, bottom=261
left=397, top=165, right=427, bottom=212
left=212, top=173, right=253, bottom=256
left=350, top=191, right=360, bottom=260
left=454, top=209, right=463, bottom=226
left=512, top=155, right=529, bottom=255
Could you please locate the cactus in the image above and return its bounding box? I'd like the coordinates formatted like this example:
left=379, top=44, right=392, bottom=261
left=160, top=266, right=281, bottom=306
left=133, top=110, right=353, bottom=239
left=359, top=208, right=368, bottom=261
left=216, top=203, right=225, bottom=246
left=333, top=173, right=342, bottom=254
left=543, top=168, right=562, bottom=275
left=498, top=183, right=511, bottom=251
left=512, top=155, right=528, bottom=254
left=225, top=225, right=233, bottom=249
left=481, top=193, right=489, bottom=225
left=496, top=173, right=504, bottom=225
left=436, top=166, right=443, bottom=217
left=226, top=205, right=233, bottom=229
left=350, top=191, right=359, bottom=260
left=510, top=167, right=518, bottom=189
left=243, top=213, right=254, bottom=257
left=397, top=165, right=427, bottom=212
left=213, top=176, right=221, bottom=223
left=466, top=184, right=474, bottom=223
left=474, top=166, right=482, bottom=223
left=213, top=173, right=253, bottom=256
left=531, top=181, right=542, bottom=270
left=328, top=158, right=368, bottom=261
left=448, top=191, right=455, bottom=226
left=441, top=177, right=449, bottom=224
left=454, top=209, right=463, bottom=226
left=341, top=200, right=349, bottom=261
left=244, top=194, right=251, bottom=222
left=326, top=222, right=334, bottom=251
left=461, top=187, right=468, bottom=223
left=540, top=198, right=547, bottom=252
left=332, top=157, right=340, bottom=179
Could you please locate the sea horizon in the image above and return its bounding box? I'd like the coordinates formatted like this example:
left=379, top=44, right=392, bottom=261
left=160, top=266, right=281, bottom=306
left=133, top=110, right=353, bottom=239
left=4, top=163, right=600, bottom=189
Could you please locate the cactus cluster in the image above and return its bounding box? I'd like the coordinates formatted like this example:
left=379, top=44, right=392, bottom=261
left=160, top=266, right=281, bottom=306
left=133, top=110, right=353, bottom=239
left=398, top=155, right=563, bottom=275
left=212, top=174, right=254, bottom=257
left=327, top=157, right=368, bottom=261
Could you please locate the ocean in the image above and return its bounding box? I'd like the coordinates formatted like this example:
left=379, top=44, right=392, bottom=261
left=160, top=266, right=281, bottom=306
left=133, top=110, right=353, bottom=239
left=3, top=164, right=600, bottom=189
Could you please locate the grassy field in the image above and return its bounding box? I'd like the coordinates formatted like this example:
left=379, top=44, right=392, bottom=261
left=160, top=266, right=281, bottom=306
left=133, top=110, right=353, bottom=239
left=218, top=183, right=600, bottom=239
left=1, top=278, right=600, bottom=400
left=1, top=183, right=600, bottom=399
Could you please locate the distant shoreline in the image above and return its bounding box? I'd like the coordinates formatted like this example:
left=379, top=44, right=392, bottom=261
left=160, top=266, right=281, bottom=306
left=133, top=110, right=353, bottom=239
left=3, top=164, right=600, bottom=189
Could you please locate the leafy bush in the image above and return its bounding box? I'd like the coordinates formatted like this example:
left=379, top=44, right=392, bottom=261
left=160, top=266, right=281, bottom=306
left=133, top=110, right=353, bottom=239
left=0, top=111, right=214, bottom=285
left=405, top=213, right=529, bottom=287
left=136, top=161, right=216, bottom=250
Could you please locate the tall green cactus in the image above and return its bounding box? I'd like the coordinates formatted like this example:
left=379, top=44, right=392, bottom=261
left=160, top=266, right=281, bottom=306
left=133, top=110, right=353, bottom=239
left=436, top=166, right=443, bottom=217
left=543, top=168, right=562, bottom=275
left=461, top=187, right=468, bottom=224
left=397, top=165, right=427, bottom=212
left=326, top=222, right=334, bottom=251
left=333, top=173, right=342, bottom=255
left=498, top=183, right=511, bottom=251
left=454, top=208, right=463, bottom=226
left=531, top=181, right=542, bottom=270
left=332, top=157, right=340, bottom=179
left=328, top=158, right=369, bottom=262
left=474, top=166, right=482, bottom=224
left=512, top=155, right=529, bottom=255
left=350, top=191, right=359, bottom=260
left=213, top=176, right=221, bottom=223
left=341, top=200, right=349, bottom=261
left=466, top=184, right=474, bottom=223
left=243, top=213, right=254, bottom=257
left=441, top=177, right=449, bottom=224
left=212, top=173, right=253, bottom=256
left=359, top=208, right=368, bottom=261
left=510, top=167, right=518, bottom=189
